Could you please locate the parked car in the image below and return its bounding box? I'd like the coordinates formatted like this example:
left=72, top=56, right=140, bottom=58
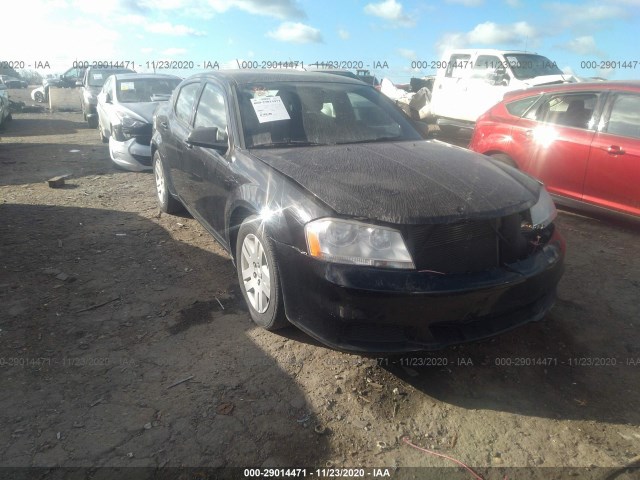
left=0, top=75, right=28, bottom=88
left=37, top=67, right=86, bottom=104
left=80, top=67, right=135, bottom=128
left=469, top=81, right=640, bottom=220
left=0, top=78, right=11, bottom=127
left=151, top=70, right=565, bottom=353
left=97, top=73, right=181, bottom=171
left=430, top=49, right=571, bottom=131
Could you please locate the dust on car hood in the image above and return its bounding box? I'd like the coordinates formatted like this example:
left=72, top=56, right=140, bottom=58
left=251, top=140, right=541, bottom=224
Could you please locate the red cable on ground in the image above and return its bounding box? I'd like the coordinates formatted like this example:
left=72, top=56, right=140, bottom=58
left=402, top=436, right=486, bottom=480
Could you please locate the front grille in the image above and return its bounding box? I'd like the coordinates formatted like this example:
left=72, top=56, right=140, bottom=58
left=404, top=213, right=532, bottom=274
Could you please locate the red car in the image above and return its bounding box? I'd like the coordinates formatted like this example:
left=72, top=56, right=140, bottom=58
left=469, top=81, right=640, bottom=219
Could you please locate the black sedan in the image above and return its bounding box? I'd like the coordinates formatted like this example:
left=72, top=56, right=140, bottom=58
left=151, top=70, right=565, bottom=353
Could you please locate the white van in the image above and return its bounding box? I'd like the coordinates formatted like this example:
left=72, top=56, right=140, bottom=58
left=430, top=49, right=572, bottom=128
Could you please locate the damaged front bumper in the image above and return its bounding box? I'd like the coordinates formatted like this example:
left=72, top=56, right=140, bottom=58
left=108, top=136, right=152, bottom=172
left=274, top=228, right=565, bottom=353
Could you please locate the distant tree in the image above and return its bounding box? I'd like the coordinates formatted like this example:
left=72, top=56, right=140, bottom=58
left=17, top=69, right=43, bottom=85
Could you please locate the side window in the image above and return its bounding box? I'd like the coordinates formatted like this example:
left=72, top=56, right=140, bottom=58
left=506, top=95, right=540, bottom=117
left=472, top=55, right=503, bottom=81
left=194, top=83, right=228, bottom=137
left=445, top=54, right=472, bottom=79
left=527, top=93, right=599, bottom=130
left=604, top=93, right=640, bottom=139
left=174, top=82, right=201, bottom=125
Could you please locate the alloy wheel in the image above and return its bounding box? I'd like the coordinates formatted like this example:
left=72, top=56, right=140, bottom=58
left=240, top=233, right=271, bottom=314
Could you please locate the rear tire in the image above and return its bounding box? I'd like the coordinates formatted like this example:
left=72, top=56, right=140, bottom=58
left=87, top=116, right=98, bottom=129
left=490, top=153, right=517, bottom=168
left=153, top=151, right=182, bottom=214
left=236, top=215, right=288, bottom=331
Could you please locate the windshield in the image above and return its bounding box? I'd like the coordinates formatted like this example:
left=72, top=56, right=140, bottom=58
left=115, top=77, right=181, bottom=103
left=89, top=69, right=134, bottom=87
left=505, top=54, right=563, bottom=80
left=237, top=81, right=422, bottom=147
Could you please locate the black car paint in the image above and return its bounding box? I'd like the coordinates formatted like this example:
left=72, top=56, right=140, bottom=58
left=152, top=70, right=564, bottom=352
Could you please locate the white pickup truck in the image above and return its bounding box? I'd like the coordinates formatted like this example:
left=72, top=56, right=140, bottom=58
left=430, top=49, right=572, bottom=130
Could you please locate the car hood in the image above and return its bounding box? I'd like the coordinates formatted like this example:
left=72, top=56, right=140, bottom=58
left=117, top=102, right=160, bottom=123
left=251, top=140, right=541, bottom=224
left=523, top=74, right=574, bottom=87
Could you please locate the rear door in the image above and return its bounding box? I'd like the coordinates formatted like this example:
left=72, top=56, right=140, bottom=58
left=583, top=91, right=640, bottom=216
left=512, top=91, right=602, bottom=201
left=164, top=81, right=202, bottom=200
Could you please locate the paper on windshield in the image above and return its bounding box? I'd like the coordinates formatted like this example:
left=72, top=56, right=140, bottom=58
left=93, top=73, right=103, bottom=80
left=250, top=96, right=290, bottom=123
left=120, top=82, right=135, bottom=91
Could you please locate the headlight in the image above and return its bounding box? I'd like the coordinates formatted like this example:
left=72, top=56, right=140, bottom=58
left=120, top=115, right=146, bottom=131
left=305, top=218, right=415, bottom=269
left=528, top=186, right=557, bottom=229
left=116, top=113, right=147, bottom=138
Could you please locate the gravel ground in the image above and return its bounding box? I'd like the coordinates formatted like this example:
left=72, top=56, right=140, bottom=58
left=1, top=88, right=639, bottom=479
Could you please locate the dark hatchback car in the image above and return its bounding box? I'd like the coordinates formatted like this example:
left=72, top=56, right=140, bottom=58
left=152, top=70, right=565, bottom=353
left=469, top=81, right=640, bottom=219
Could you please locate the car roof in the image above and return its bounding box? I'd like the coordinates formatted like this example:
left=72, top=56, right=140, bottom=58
left=186, top=69, right=368, bottom=86
left=111, top=73, right=181, bottom=81
left=505, top=80, right=640, bottom=99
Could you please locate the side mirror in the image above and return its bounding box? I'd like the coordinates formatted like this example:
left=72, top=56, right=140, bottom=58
left=186, top=127, right=228, bottom=152
left=75, top=80, right=82, bottom=87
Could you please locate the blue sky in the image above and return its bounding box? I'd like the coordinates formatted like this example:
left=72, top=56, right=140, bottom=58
left=6, top=0, right=640, bottom=81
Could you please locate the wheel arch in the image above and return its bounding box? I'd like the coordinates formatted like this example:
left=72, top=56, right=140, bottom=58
left=228, top=205, right=257, bottom=263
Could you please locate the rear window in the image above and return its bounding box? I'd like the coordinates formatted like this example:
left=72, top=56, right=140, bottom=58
left=505, top=96, right=540, bottom=117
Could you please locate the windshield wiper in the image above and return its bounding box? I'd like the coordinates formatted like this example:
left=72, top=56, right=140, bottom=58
left=335, top=136, right=404, bottom=145
left=251, top=140, right=327, bottom=148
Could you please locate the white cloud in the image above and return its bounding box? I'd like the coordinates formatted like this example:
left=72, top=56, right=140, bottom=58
left=141, top=47, right=154, bottom=54
left=560, top=35, right=605, bottom=56
left=397, top=48, right=417, bottom=60
left=338, top=28, right=350, bottom=40
left=145, top=22, right=205, bottom=36
left=364, top=0, right=415, bottom=28
left=446, top=0, right=484, bottom=5
left=266, top=22, right=323, bottom=44
left=206, top=0, right=305, bottom=19
left=161, top=48, right=188, bottom=56
left=437, top=21, right=537, bottom=52
left=545, top=3, right=626, bottom=28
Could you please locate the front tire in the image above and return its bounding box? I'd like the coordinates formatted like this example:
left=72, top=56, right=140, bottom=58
left=153, top=151, right=182, bottom=214
left=236, top=216, right=288, bottom=331
left=34, top=91, right=44, bottom=103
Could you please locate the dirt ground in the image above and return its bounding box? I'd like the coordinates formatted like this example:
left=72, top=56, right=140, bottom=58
left=1, top=89, right=639, bottom=479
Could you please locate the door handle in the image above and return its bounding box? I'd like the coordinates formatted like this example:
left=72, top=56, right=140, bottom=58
left=160, top=121, right=168, bottom=129
left=606, top=145, right=625, bottom=155
left=524, top=130, right=534, bottom=138
left=183, top=140, right=193, bottom=149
